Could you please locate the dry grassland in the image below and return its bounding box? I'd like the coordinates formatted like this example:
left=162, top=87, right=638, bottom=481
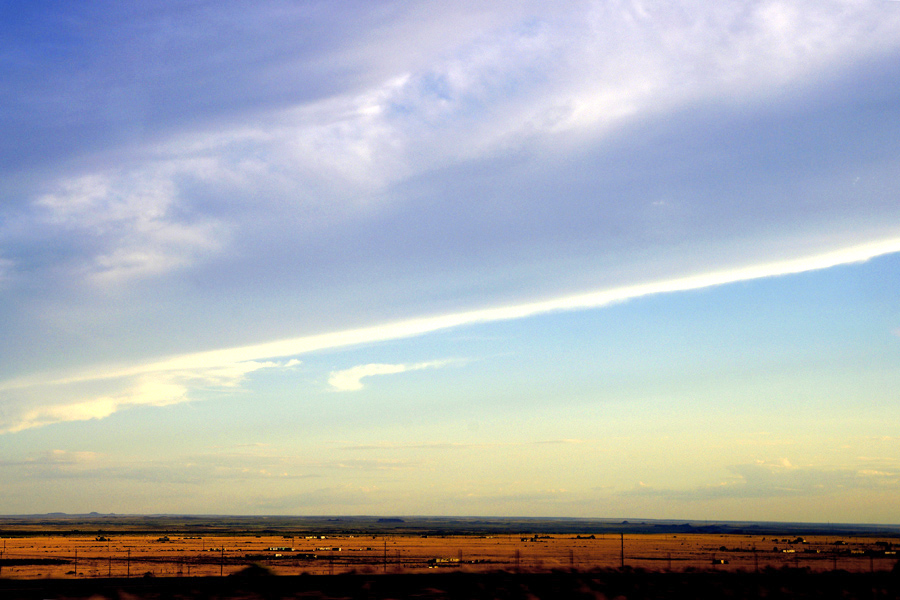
left=1, top=532, right=896, bottom=579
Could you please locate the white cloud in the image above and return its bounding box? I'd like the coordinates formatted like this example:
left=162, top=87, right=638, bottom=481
left=15, top=397, right=122, bottom=432
left=1, top=237, right=899, bottom=433
left=1, top=359, right=290, bottom=434
left=3, top=2, right=900, bottom=435
left=65, top=237, right=900, bottom=383
left=35, top=168, right=223, bottom=285
left=25, top=0, right=899, bottom=276
left=30, top=449, right=102, bottom=466
left=363, top=0, right=900, bottom=150
left=6, top=380, right=190, bottom=434
left=328, top=360, right=451, bottom=392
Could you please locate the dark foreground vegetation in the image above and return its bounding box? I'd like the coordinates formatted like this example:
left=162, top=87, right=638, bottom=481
left=2, top=567, right=900, bottom=600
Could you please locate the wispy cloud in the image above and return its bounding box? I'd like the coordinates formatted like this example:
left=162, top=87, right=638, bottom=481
left=35, top=166, right=224, bottom=285
left=343, top=439, right=585, bottom=451
left=1, top=359, right=288, bottom=434
left=14, top=236, right=900, bottom=392
left=328, top=360, right=452, bottom=391
left=344, top=442, right=489, bottom=451
left=1, top=238, right=899, bottom=434
left=0, top=449, right=102, bottom=468
left=6, top=1, right=899, bottom=301
left=621, top=459, right=900, bottom=501
left=2, top=1, right=900, bottom=519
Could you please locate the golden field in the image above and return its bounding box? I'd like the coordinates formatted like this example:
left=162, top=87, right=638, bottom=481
left=1, top=532, right=896, bottom=579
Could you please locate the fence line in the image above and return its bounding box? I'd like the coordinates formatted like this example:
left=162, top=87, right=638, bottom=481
left=0, top=535, right=896, bottom=579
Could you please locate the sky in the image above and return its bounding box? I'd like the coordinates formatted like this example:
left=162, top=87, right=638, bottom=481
left=1, top=1, right=899, bottom=523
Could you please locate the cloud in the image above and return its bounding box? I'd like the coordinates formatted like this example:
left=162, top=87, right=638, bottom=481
left=34, top=168, right=223, bottom=285
left=343, top=439, right=585, bottom=451
left=0, top=450, right=105, bottom=481
left=452, top=487, right=577, bottom=508
left=16, top=397, right=124, bottom=431
left=1, top=238, right=899, bottom=433
left=344, top=442, right=488, bottom=451
left=328, top=360, right=451, bottom=392
left=24, top=235, right=900, bottom=389
left=1, top=359, right=289, bottom=434
left=245, top=485, right=392, bottom=512
left=2, top=2, right=900, bottom=434
left=7, top=1, right=900, bottom=296
left=0, top=449, right=102, bottom=467
left=621, top=459, right=900, bottom=502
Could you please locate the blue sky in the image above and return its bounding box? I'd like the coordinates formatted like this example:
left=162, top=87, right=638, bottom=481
left=1, top=1, right=899, bottom=522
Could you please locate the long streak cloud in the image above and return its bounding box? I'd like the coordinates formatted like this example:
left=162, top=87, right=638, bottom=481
left=2, top=237, right=898, bottom=433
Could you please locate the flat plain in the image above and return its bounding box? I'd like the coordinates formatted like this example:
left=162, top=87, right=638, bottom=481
left=1, top=515, right=898, bottom=579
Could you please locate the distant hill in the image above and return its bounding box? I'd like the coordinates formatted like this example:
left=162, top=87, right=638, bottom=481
left=0, top=514, right=898, bottom=537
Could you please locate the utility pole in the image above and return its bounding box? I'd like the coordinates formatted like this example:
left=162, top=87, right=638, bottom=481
left=620, top=533, right=625, bottom=568
left=383, top=539, right=387, bottom=573
left=220, top=547, right=225, bottom=577
left=127, top=549, right=131, bottom=578
left=74, top=548, right=78, bottom=578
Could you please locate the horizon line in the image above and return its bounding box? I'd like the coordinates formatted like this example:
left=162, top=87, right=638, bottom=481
left=1, top=512, right=898, bottom=528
